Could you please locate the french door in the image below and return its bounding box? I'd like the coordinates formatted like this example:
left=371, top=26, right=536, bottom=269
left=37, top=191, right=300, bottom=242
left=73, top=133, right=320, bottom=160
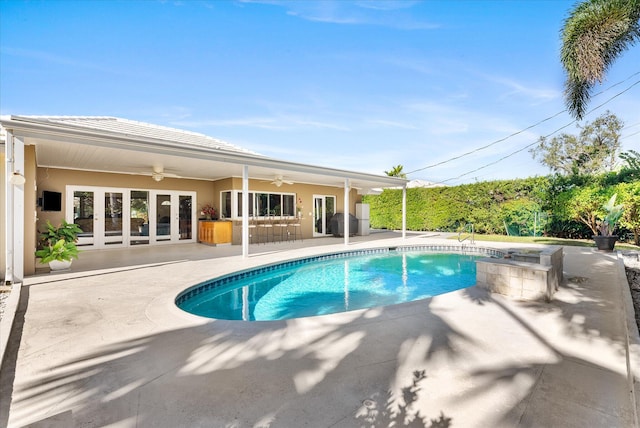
left=66, top=186, right=196, bottom=249
left=313, top=195, right=336, bottom=237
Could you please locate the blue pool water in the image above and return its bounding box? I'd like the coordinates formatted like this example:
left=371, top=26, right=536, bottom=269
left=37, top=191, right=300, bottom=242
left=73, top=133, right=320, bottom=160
left=176, top=248, right=495, bottom=321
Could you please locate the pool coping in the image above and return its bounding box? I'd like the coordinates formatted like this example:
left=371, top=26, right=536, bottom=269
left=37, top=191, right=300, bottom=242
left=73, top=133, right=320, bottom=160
left=175, top=244, right=506, bottom=320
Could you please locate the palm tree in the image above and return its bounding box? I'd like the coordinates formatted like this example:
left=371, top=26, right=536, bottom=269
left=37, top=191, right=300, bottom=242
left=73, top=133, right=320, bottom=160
left=561, top=0, right=640, bottom=119
left=384, top=164, right=407, bottom=178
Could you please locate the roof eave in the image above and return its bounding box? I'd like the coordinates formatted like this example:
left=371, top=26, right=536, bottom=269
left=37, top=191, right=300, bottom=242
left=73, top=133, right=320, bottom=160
left=0, top=115, right=408, bottom=188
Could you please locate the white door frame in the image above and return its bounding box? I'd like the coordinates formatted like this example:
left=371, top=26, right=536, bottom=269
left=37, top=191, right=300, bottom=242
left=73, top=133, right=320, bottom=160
left=312, top=194, right=336, bottom=237
left=66, top=185, right=196, bottom=249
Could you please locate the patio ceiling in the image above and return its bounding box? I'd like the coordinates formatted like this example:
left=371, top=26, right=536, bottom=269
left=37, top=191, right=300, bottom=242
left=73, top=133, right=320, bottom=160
left=2, top=115, right=407, bottom=192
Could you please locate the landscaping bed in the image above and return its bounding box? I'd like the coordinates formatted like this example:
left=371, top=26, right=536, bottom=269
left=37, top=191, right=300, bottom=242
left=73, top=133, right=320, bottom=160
left=624, top=251, right=640, bottom=332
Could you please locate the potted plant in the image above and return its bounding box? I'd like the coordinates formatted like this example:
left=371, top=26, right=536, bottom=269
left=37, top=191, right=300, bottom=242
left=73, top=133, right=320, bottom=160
left=593, top=194, right=624, bottom=251
left=35, top=220, right=82, bottom=270
left=200, top=204, right=217, bottom=220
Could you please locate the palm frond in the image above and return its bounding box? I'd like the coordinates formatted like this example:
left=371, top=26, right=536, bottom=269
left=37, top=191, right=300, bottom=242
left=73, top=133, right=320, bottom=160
left=561, top=0, right=640, bottom=119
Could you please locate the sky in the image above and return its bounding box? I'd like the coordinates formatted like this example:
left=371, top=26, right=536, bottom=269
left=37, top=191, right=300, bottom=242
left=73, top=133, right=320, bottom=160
left=1, top=0, right=639, bottom=185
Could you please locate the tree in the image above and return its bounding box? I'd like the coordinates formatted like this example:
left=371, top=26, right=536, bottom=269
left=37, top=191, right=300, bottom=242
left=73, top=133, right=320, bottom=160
left=617, top=182, right=640, bottom=245
left=621, top=149, right=640, bottom=170
left=561, top=0, right=640, bottom=119
left=556, top=185, right=612, bottom=235
left=385, top=164, right=407, bottom=178
left=530, top=111, right=623, bottom=175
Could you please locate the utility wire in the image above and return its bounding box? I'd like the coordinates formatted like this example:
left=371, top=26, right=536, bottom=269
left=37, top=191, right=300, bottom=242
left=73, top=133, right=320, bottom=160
left=435, top=78, right=640, bottom=184
left=406, top=70, right=640, bottom=176
left=405, top=110, right=565, bottom=175
left=623, top=129, right=640, bottom=139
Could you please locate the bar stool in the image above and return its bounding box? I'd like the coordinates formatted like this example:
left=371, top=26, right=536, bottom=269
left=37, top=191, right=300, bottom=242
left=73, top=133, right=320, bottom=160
left=248, top=217, right=258, bottom=244
left=289, top=217, right=303, bottom=242
left=273, top=216, right=289, bottom=242
left=257, top=216, right=274, bottom=243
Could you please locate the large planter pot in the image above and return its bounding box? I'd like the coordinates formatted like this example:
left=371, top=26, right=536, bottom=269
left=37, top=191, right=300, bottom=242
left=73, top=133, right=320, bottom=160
left=49, top=259, right=72, bottom=271
left=593, top=235, right=618, bottom=251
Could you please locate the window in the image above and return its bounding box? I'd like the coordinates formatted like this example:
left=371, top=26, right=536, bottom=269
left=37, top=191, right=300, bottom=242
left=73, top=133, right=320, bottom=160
left=237, top=192, right=254, bottom=217
left=221, top=191, right=232, bottom=219
left=221, top=190, right=295, bottom=219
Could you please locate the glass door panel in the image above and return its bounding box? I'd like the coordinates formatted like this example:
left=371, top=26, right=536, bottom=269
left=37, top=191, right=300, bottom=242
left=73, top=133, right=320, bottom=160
left=314, top=197, right=323, bottom=235
left=179, top=195, right=192, bottom=240
left=313, top=195, right=336, bottom=236
left=156, top=194, right=172, bottom=241
left=326, top=197, right=336, bottom=227
left=130, top=190, right=149, bottom=245
left=104, top=192, right=123, bottom=245
left=68, top=186, right=195, bottom=247
left=73, top=191, right=95, bottom=246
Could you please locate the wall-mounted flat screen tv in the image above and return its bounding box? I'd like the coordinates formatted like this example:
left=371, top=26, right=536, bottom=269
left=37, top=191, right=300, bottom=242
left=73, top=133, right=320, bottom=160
left=41, top=191, right=62, bottom=212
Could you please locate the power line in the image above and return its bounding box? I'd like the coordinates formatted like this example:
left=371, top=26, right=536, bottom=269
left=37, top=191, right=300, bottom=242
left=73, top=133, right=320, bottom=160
left=405, top=110, right=565, bottom=175
left=623, top=129, right=640, bottom=139
left=622, top=121, right=640, bottom=130
left=406, top=70, right=640, bottom=176
left=436, top=78, right=640, bottom=184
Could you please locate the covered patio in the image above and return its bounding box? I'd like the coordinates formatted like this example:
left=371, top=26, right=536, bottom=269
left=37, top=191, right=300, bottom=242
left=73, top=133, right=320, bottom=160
left=2, top=115, right=408, bottom=283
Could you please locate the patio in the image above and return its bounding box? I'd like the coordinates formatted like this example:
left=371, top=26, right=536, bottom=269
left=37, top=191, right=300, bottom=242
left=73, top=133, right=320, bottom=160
left=1, top=231, right=638, bottom=427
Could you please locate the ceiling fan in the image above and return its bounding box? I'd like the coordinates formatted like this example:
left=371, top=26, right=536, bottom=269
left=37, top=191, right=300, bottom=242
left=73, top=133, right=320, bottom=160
left=266, top=175, right=294, bottom=187
left=124, top=164, right=181, bottom=181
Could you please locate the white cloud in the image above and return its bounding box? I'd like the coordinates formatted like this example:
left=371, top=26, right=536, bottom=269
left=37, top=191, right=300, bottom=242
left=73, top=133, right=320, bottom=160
left=239, top=0, right=439, bottom=30
left=173, top=115, right=350, bottom=132
left=364, top=119, right=419, bottom=130
left=2, top=47, right=108, bottom=72
left=483, top=74, right=561, bottom=102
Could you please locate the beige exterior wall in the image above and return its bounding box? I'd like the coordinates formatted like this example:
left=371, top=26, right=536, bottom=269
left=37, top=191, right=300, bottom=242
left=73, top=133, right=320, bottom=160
left=17, top=167, right=363, bottom=275
left=35, top=168, right=216, bottom=231
left=220, top=179, right=359, bottom=241
left=34, top=168, right=359, bottom=240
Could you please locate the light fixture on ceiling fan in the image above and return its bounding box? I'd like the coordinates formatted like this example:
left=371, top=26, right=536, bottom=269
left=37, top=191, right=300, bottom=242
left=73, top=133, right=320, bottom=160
left=151, top=165, right=164, bottom=182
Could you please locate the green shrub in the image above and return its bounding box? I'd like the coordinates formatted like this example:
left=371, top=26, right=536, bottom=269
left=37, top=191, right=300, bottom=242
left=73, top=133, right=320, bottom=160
left=363, top=173, right=637, bottom=242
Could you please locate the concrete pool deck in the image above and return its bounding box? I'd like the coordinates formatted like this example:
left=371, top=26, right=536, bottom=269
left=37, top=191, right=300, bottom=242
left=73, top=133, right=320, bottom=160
left=1, top=231, right=638, bottom=427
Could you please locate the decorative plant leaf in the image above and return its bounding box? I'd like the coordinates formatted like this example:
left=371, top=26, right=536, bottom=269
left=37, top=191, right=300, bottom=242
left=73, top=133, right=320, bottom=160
left=35, top=220, right=82, bottom=264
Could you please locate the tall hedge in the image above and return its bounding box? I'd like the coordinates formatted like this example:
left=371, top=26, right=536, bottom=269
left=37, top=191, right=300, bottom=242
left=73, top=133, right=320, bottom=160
left=363, top=177, right=550, bottom=234
left=362, top=173, right=639, bottom=242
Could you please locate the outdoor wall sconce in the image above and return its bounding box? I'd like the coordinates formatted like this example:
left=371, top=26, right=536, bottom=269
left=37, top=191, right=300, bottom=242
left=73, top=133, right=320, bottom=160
left=10, top=172, right=26, bottom=185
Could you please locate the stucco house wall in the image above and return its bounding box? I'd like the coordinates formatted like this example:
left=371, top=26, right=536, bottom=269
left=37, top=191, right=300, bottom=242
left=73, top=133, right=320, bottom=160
left=34, top=168, right=215, bottom=229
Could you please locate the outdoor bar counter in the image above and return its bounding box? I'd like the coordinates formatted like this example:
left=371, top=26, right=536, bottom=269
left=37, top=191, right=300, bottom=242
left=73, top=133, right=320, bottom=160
left=198, top=220, right=232, bottom=246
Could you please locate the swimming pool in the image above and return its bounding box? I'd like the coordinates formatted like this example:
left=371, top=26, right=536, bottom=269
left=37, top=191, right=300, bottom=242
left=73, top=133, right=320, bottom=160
left=176, top=246, right=504, bottom=321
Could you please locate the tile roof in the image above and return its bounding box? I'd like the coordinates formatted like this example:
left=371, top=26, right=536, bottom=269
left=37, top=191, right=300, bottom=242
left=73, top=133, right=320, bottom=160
left=10, top=115, right=258, bottom=155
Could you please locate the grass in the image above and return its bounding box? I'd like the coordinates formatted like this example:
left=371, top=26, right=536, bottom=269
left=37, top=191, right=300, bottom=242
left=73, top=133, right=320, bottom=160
left=448, top=233, right=640, bottom=251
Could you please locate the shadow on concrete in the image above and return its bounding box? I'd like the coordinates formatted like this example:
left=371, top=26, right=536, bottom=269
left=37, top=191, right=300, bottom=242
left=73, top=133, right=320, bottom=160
left=4, top=245, right=634, bottom=427
left=460, top=259, right=633, bottom=427
left=0, top=285, right=29, bottom=428
left=5, top=296, right=459, bottom=427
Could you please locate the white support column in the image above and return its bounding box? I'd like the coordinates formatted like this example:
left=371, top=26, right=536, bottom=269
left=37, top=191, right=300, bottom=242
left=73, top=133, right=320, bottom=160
left=5, top=131, right=25, bottom=283
left=402, top=185, right=407, bottom=239
left=242, top=165, right=249, bottom=258
left=344, top=178, right=350, bottom=246
left=3, top=135, right=11, bottom=283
